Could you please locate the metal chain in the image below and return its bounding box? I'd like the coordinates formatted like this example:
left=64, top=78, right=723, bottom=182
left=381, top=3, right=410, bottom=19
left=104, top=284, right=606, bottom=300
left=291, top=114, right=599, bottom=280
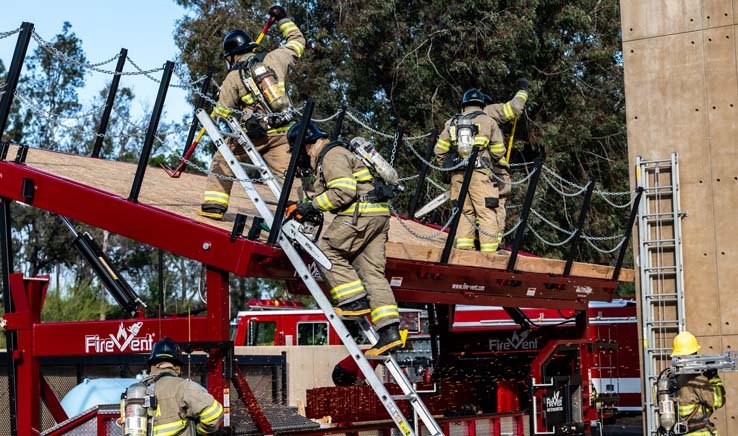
left=584, top=235, right=626, bottom=254
left=426, top=177, right=446, bottom=191
left=0, top=27, right=21, bottom=39
left=345, top=111, right=394, bottom=139
left=31, top=32, right=124, bottom=74
left=460, top=212, right=521, bottom=238
left=14, top=90, right=101, bottom=121
left=390, top=204, right=459, bottom=240
left=397, top=174, right=419, bottom=183
left=389, top=129, right=400, bottom=166
left=582, top=232, right=625, bottom=241
left=597, top=192, right=635, bottom=209
left=311, top=110, right=343, bottom=123
left=541, top=171, right=589, bottom=197
left=527, top=223, right=578, bottom=247
left=530, top=208, right=575, bottom=236
left=402, top=138, right=467, bottom=171
left=125, top=56, right=166, bottom=81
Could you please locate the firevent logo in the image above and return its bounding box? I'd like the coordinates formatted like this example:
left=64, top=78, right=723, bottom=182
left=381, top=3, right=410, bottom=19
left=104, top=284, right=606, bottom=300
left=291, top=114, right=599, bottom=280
left=84, top=321, right=155, bottom=353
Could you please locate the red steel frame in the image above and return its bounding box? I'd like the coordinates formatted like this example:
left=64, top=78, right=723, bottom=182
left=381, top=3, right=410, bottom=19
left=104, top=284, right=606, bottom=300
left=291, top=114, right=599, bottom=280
left=0, top=154, right=615, bottom=434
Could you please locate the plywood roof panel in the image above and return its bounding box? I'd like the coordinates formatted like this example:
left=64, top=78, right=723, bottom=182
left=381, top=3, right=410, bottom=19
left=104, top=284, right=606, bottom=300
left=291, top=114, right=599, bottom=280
left=5, top=145, right=633, bottom=283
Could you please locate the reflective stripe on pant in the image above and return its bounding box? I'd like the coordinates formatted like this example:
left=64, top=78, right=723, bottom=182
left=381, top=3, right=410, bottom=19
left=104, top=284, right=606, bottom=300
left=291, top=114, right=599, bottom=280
left=203, top=133, right=290, bottom=207
left=450, top=170, right=502, bottom=252
left=319, top=216, right=399, bottom=329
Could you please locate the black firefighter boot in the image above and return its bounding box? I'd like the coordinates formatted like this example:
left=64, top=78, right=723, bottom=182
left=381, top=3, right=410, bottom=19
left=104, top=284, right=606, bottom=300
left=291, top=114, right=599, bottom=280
left=334, top=296, right=371, bottom=319
left=365, top=324, right=403, bottom=356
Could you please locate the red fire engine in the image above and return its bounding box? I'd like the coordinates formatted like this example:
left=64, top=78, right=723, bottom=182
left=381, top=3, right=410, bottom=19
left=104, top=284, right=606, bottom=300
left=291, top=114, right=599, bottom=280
left=234, top=299, right=640, bottom=415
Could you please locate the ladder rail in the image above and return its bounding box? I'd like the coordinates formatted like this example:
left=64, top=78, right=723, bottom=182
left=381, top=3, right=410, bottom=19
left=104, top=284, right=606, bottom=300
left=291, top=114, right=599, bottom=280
left=196, top=109, right=442, bottom=436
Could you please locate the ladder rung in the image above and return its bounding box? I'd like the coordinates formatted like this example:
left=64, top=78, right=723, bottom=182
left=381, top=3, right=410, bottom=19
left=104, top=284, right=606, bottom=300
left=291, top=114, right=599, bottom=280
left=646, top=320, right=680, bottom=326
left=392, top=394, right=417, bottom=401
left=644, top=266, right=678, bottom=271
left=643, top=186, right=674, bottom=192
left=643, top=239, right=676, bottom=245
left=644, top=245, right=676, bottom=250
left=645, top=292, right=680, bottom=297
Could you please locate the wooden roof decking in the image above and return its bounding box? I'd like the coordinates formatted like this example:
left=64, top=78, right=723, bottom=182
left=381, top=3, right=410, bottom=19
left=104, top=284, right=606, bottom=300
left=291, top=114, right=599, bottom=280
left=3, top=145, right=633, bottom=284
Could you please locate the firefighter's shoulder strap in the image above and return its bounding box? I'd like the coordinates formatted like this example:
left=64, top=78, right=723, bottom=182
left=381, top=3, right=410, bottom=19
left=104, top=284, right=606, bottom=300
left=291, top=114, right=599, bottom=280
left=230, top=53, right=266, bottom=73
left=450, top=110, right=486, bottom=126
left=315, top=140, right=349, bottom=185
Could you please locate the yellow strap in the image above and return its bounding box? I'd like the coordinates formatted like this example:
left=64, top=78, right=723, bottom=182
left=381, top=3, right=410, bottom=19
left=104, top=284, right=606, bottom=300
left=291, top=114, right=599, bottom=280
left=506, top=116, right=518, bottom=162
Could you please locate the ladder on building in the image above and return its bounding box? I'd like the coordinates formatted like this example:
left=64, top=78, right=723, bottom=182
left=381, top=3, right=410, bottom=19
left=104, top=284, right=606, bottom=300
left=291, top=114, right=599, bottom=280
left=197, top=109, right=443, bottom=436
left=635, top=153, right=686, bottom=436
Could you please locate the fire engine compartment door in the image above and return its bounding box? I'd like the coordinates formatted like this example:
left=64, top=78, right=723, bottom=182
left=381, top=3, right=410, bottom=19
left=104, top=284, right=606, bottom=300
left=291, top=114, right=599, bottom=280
left=542, top=375, right=582, bottom=431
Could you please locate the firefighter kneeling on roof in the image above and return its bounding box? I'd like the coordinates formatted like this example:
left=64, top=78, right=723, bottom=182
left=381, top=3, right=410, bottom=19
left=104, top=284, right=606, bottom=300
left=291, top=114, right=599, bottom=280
left=672, top=331, right=726, bottom=436
left=286, top=120, right=403, bottom=356
left=119, top=338, right=224, bottom=435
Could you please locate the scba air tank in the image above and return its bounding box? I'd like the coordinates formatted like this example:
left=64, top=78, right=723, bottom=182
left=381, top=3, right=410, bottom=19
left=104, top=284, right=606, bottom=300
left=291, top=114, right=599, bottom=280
left=122, top=383, right=149, bottom=436
left=251, top=61, right=290, bottom=112
left=349, top=137, right=399, bottom=185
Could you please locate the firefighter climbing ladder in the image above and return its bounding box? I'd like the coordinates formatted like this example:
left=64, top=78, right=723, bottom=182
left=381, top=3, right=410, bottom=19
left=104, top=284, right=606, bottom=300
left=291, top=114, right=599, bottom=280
left=635, top=153, right=686, bottom=436
left=196, top=109, right=443, bottom=436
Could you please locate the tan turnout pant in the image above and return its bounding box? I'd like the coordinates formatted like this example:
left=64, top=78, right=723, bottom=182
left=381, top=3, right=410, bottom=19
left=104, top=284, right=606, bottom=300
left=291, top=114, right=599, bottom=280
left=202, top=133, right=290, bottom=209
left=450, top=170, right=503, bottom=252
left=319, top=215, right=399, bottom=329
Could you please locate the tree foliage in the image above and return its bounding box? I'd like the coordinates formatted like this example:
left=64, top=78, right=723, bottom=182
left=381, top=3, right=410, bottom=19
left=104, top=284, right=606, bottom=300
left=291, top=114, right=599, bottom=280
left=173, top=0, right=630, bottom=273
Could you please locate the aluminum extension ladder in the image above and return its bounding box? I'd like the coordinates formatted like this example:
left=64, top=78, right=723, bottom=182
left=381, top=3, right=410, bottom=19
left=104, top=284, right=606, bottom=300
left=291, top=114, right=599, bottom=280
left=635, top=153, right=686, bottom=436
left=197, top=109, right=443, bottom=436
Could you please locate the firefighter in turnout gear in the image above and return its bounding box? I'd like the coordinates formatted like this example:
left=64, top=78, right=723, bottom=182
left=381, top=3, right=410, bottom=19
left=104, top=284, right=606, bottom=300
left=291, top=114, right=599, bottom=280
left=286, top=120, right=403, bottom=356
left=672, top=331, right=726, bottom=435
left=481, top=79, right=530, bottom=245
left=199, top=4, right=306, bottom=220
left=127, top=337, right=224, bottom=435
left=435, top=88, right=507, bottom=254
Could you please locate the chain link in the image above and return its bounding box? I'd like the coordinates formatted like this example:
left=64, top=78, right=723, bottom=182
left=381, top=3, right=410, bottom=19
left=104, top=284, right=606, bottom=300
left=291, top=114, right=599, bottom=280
left=389, top=129, right=400, bottom=166
left=390, top=204, right=459, bottom=240
left=402, top=138, right=467, bottom=171
left=345, top=111, right=395, bottom=139
left=584, top=235, right=626, bottom=254
left=460, top=212, right=521, bottom=238
left=597, top=192, right=635, bottom=209
left=530, top=208, right=575, bottom=236
left=527, top=223, right=578, bottom=247
left=0, top=27, right=21, bottom=39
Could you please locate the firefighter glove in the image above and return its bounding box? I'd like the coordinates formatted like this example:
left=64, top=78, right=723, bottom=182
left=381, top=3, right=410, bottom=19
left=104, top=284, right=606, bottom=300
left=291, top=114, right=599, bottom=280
left=516, top=78, right=529, bottom=92
left=704, top=369, right=718, bottom=380
left=295, top=199, right=317, bottom=217
left=268, top=5, right=288, bottom=20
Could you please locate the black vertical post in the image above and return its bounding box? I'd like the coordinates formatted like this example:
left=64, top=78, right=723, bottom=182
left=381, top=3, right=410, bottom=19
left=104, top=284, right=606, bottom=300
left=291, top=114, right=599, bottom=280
left=506, top=159, right=543, bottom=272
left=563, top=178, right=596, bottom=277
left=91, top=48, right=128, bottom=158
left=612, top=187, right=644, bottom=281
left=267, top=101, right=314, bottom=246
left=0, top=22, right=34, bottom=142
left=330, top=106, right=346, bottom=141
left=440, top=146, right=480, bottom=264
left=182, top=73, right=212, bottom=156
left=0, top=198, right=18, bottom=436
left=408, top=130, right=438, bottom=218
left=128, top=61, right=174, bottom=202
